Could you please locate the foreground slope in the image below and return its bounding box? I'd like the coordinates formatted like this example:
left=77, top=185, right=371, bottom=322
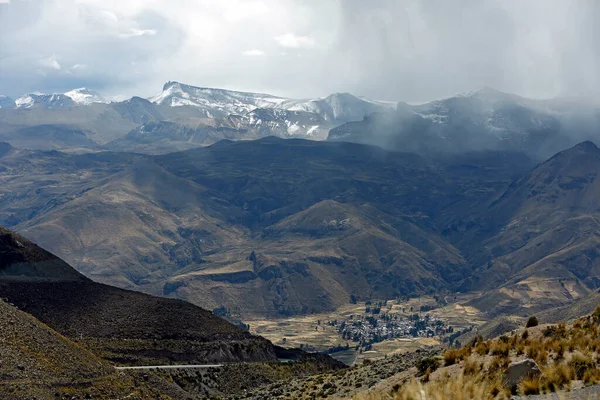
left=0, top=298, right=193, bottom=399
left=0, top=226, right=278, bottom=365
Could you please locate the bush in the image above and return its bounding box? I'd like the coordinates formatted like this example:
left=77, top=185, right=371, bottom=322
left=526, top=316, right=539, bottom=328
left=519, top=377, right=541, bottom=395
left=463, top=357, right=479, bottom=375
left=541, top=363, right=571, bottom=392
left=543, top=324, right=567, bottom=339
left=443, top=349, right=461, bottom=366
left=474, top=341, right=489, bottom=356
left=568, top=353, right=595, bottom=380
left=592, top=306, right=600, bottom=323
left=490, top=341, right=510, bottom=357
left=416, top=357, right=440, bottom=374
left=583, top=368, right=600, bottom=385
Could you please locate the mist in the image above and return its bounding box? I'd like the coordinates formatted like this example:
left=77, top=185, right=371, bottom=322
left=1, top=0, right=599, bottom=102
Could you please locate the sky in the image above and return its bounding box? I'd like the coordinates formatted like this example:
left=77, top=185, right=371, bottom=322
left=0, top=0, right=599, bottom=102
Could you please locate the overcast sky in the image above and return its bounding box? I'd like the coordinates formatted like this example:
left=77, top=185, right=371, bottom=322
left=0, top=0, right=598, bottom=102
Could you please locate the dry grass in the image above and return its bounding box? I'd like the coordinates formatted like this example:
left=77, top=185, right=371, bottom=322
left=357, top=306, right=600, bottom=400
left=519, top=376, right=541, bottom=395
left=357, top=372, right=510, bottom=400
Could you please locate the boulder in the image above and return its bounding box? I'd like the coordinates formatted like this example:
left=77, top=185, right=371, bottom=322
left=503, top=359, right=541, bottom=392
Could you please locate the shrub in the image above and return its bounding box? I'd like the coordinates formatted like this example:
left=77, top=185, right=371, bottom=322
left=543, top=324, right=567, bottom=339
left=463, top=357, right=479, bottom=376
left=490, top=341, right=510, bottom=357
left=416, top=357, right=440, bottom=374
left=526, top=316, right=539, bottom=328
left=474, top=341, right=489, bottom=356
left=541, top=363, right=572, bottom=392
left=592, top=306, right=600, bottom=323
left=583, top=367, right=600, bottom=385
left=568, top=353, right=595, bottom=380
left=443, top=349, right=460, bottom=366
left=519, top=376, right=541, bottom=395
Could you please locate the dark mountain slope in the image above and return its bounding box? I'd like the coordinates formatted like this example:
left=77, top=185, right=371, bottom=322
left=0, top=298, right=190, bottom=399
left=150, top=200, right=468, bottom=316
left=462, top=142, right=600, bottom=316
left=0, top=138, right=537, bottom=316
left=0, top=226, right=278, bottom=365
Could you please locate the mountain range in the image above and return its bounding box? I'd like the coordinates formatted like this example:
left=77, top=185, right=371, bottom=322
left=329, top=88, right=600, bottom=160
left=1, top=133, right=599, bottom=320
left=3, top=83, right=600, bottom=160
left=0, top=82, right=394, bottom=154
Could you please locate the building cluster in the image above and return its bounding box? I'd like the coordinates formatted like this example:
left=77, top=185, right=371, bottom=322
left=332, top=312, right=452, bottom=346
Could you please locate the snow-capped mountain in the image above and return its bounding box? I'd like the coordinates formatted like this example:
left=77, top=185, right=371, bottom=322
left=3, top=81, right=393, bottom=142
left=279, top=92, right=395, bottom=124
left=150, top=81, right=395, bottom=125
left=150, top=81, right=289, bottom=116
left=64, top=88, right=108, bottom=105
left=2, top=83, right=600, bottom=158
left=15, top=93, right=76, bottom=109
left=12, top=88, right=107, bottom=109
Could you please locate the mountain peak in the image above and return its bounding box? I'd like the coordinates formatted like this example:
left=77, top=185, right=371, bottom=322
left=64, top=88, right=107, bottom=105
left=162, top=81, right=183, bottom=91
left=455, top=86, right=521, bottom=103
left=475, top=86, right=505, bottom=96
left=550, top=140, right=600, bottom=162
left=570, top=140, right=599, bottom=152
left=326, top=92, right=357, bottom=99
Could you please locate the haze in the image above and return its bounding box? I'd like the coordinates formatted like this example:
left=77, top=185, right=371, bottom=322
left=0, top=0, right=598, bottom=102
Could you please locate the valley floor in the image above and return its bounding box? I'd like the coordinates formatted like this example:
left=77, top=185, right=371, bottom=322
left=248, top=294, right=485, bottom=364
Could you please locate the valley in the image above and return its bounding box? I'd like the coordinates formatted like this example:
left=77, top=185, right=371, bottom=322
left=5, top=1, right=600, bottom=397
left=0, top=136, right=598, bottom=325
left=249, top=294, right=484, bottom=364
left=2, top=111, right=600, bottom=398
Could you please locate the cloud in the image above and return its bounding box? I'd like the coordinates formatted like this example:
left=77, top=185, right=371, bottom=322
left=38, top=55, right=61, bottom=70
left=275, top=33, right=316, bottom=49
left=118, top=28, right=157, bottom=38
left=1, top=0, right=599, bottom=102
left=242, top=49, right=265, bottom=56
